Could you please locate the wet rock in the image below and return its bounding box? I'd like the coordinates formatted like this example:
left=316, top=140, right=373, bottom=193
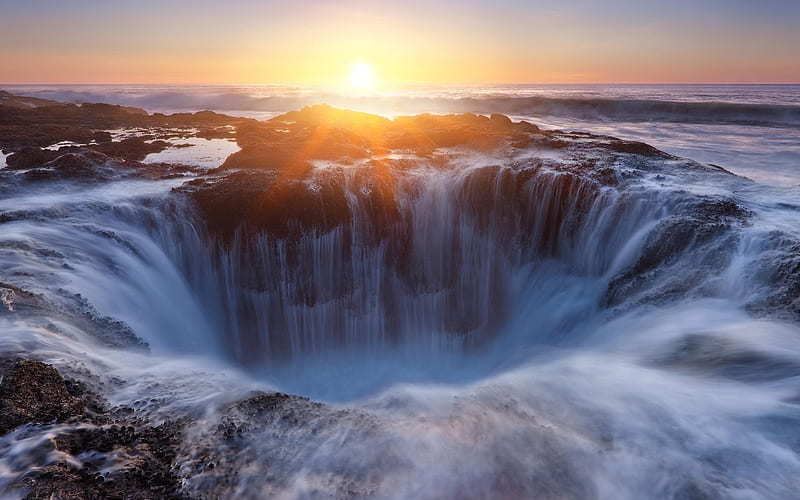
left=0, top=90, right=65, bottom=109
left=604, top=199, right=752, bottom=308
left=0, top=282, right=147, bottom=350
left=51, top=421, right=188, bottom=499
left=0, top=124, right=95, bottom=150
left=0, top=282, right=51, bottom=315
left=220, top=392, right=329, bottom=432
left=604, top=139, right=672, bottom=158
left=195, top=126, right=235, bottom=140
left=49, top=151, right=107, bottom=178
left=11, top=419, right=190, bottom=500
left=0, top=360, right=84, bottom=434
left=21, top=150, right=117, bottom=183
left=221, top=105, right=541, bottom=173
left=60, top=292, right=149, bottom=350
left=92, top=130, right=113, bottom=143
left=6, top=147, right=62, bottom=169
left=184, top=160, right=399, bottom=242
left=0, top=91, right=252, bottom=151
left=744, top=236, right=800, bottom=321
left=188, top=106, right=550, bottom=242
left=490, top=113, right=513, bottom=126
left=14, top=463, right=126, bottom=500
left=654, top=333, right=800, bottom=383
left=91, top=138, right=169, bottom=161
left=179, top=391, right=384, bottom=499
left=0, top=360, right=188, bottom=499
left=1, top=368, right=375, bottom=500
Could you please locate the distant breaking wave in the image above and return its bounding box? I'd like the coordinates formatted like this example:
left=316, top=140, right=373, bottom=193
left=472, top=96, right=800, bottom=127
left=8, top=87, right=800, bottom=127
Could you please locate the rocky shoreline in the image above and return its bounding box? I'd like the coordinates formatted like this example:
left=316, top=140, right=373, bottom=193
left=1, top=358, right=348, bottom=500
left=2, top=90, right=800, bottom=498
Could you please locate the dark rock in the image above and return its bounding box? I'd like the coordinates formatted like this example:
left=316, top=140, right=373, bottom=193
left=92, top=130, right=113, bottom=143
left=0, top=360, right=188, bottom=499
left=0, top=365, right=350, bottom=500
left=604, top=199, right=751, bottom=308
left=0, top=282, right=51, bottom=316
left=79, top=102, right=149, bottom=118
left=14, top=463, right=126, bottom=500
left=195, top=126, right=235, bottom=140
left=13, top=418, right=190, bottom=499
left=654, top=333, right=800, bottom=383
left=0, top=91, right=253, bottom=151
left=6, top=147, right=61, bottom=169
left=91, top=138, right=169, bottom=161
left=0, top=124, right=95, bottom=149
left=0, top=282, right=147, bottom=350
left=0, top=90, right=65, bottom=109
left=21, top=150, right=116, bottom=183
left=0, top=360, right=84, bottom=433
left=48, top=152, right=104, bottom=177
left=744, top=236, right=800, bottom=320
left=604, top=139, right=671, bottom=158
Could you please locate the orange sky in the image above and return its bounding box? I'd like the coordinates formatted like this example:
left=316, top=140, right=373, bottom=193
left=1, top=0, right=798, bottom=84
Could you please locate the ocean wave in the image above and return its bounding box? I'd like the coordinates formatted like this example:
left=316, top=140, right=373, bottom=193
left=465, top=96, right=800, bottom=127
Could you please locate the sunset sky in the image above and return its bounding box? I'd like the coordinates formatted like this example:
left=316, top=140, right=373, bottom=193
left=1, top=0, right=798, bottom=84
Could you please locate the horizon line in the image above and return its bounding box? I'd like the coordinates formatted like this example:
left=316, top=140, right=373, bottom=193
left=2, top=82, right=800, bottom=87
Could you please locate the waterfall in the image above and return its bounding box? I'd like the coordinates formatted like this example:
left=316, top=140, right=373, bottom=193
left=3, top=143, right=800, bottom=497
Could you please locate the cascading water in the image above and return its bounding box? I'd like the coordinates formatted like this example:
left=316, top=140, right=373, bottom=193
left=167, top=161, right=641, bottom=397
left=181, top=164, right=621, bottom=358
left=3, top=147, right=793, bottom=396
left=2, top=112, right=800, bottom=498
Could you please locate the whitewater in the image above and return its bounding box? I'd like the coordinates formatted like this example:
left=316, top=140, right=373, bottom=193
left=0, top=85, right=799, bottom=499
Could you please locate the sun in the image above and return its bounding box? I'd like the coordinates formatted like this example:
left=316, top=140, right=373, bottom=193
left=348, top=62, right=376, bottom=91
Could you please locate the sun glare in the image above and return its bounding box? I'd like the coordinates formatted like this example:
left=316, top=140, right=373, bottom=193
left=348, top=62, right=376, bottom=91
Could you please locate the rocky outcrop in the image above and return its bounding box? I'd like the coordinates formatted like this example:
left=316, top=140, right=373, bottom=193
left=0, top=90, right=66, bottom=109
left=604, top=199, right=752, bottom=308
left=90, top=138, right=170, bottom=161
left=0, top=360, right=189, bottom=499
left=2, top=145, right=199, bottom=184
left=745, top=236, right=800, bottom=321
left=0, top=361, right=84, bottom=434
left=178, top=392, right=384, bottom=499
left=182, top=105, right=666, bottom=253
left=14, top=420, right=190, bottom=500
left=220, top=105, right=540, bottom=172
left=5, top=146, right=63, bottom=169
left=178, top=105, right=760, bottom=360
left=0, top=282, right=147, bottom=350
left=0, top=90, right=252, bottom=153
left=0, top=361, right=363, bottom=500
left=184, top=160, right=399, bottom=241
left=21, top=151, right=117, bottom=182
left=654, top=333, right=800, bottom=383
left=184, top=105, right=552, bottom=243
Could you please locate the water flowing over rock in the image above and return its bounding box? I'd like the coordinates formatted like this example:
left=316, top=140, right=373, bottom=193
left=177, top=105, right=778, bottom=367
left=2, top=95, right=800, bottom=499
